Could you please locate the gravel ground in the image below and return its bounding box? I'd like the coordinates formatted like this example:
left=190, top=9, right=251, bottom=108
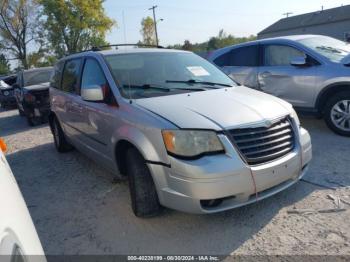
left=1, top=108, right=350, bottom=256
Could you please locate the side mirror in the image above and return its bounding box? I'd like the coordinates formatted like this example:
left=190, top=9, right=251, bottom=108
left=290, top=56, right=307, bottom=66
left=81, top=85, right=104, bottom=102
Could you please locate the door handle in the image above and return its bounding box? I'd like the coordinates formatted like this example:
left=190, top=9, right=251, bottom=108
left=260, top=71, right=271, bottom=78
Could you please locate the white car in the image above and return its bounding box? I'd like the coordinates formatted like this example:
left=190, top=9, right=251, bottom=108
left=0, top=138, right=45, bottom=262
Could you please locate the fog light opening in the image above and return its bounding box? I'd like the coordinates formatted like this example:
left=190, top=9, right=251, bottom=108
left=201, top=199, right=223, bottom=208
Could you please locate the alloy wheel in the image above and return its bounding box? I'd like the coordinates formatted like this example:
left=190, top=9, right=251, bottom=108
left=331, top=100, right=350, bottom=132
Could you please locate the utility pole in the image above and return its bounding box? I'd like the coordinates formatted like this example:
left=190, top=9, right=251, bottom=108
left=148, top=5, right=159, bottom=46
left=283, top=12, right=293, bottom=18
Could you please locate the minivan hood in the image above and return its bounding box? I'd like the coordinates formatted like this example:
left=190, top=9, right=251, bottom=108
left=136, top=86, right=292, bottom=130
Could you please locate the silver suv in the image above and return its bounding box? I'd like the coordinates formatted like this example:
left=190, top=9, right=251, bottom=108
left=49, top=46, right=312, bottom=217
left=207, top=35, right=350, bottom=136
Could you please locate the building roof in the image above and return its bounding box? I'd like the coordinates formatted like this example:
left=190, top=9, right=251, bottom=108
left=258, top=5, right=350, bottom=35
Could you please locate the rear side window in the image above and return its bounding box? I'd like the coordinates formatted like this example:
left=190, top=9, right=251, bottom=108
left=264, top=45, right=305, bottom=66
left=51, top=61, right=64, bottom=89
left=61, top=59, right=82, bottom=93
left=213, top=52, right=229, bottom=67
left=214, top=45, right=259, bottom=67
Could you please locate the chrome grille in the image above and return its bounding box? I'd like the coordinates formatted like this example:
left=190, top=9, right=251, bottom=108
left=229, top=117, right=295, bottom=165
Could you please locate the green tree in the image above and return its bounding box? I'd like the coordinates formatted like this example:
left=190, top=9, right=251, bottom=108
left=140, top=16, right=156, bottom=45
left=182, top=40, right=193, bottom=51
left=0, top=0, right=42, bottom=69
left=168, top=30, right=256, bottom=53
left=27, top=50, right=57, bottom=68
left=0, top=54, right=10, bottom=75
left=39, top=0, right=115, bottom=57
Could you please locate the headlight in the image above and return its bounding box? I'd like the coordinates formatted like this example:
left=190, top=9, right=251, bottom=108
left=162, top=130, right=224, bottom=158
left=3, top=91, right=9, bottom=96
left=290, top=108, right=301, bottom=127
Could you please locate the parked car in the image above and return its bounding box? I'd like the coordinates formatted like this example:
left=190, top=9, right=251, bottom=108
left=49, top=46, right=312, bottom=217
left=13, top=67, right=53, bottom=126
left=0, top=138, right=46, bottom=261
left=207, top=35, right=350, bottom=136
left=0, top=75, right=17, bottom=108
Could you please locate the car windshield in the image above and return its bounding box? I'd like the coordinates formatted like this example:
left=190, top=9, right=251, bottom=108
left=298, top=36, right=350, bottom=63
left=104, top=51, right=235, bottom=99
left=23, top=69, right=53, bottom=87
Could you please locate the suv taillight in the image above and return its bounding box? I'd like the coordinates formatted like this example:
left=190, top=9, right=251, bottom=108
left=24, top=93, right=35, bottom=102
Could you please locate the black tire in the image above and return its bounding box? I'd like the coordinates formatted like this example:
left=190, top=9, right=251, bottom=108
left=324, top=91, right=350, bottom=137
left=52, top=117, right=73, bottom=152
left=27, top=116, right=41, bottom=126
left=126, top=148, right=162, bottom=217
left=18, top=107, right=25, bottom=116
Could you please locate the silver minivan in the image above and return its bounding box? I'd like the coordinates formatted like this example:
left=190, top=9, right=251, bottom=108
left=49, top=46, right=312, bottom=217
left=208, top=35, right=350, bottom=136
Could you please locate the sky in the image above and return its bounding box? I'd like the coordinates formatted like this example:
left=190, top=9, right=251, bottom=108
left=104, top=0, right=350, bottom=46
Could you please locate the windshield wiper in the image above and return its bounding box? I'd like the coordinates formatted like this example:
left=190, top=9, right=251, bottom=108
left=123, top=84, right=207, bottom=92
left=122, top=84, right=170, bottom=92
left=316, top=46, right=343, bottom=54
left=166, top=79, right=233, bottom=87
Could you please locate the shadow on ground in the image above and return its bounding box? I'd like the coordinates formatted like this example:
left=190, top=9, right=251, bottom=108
left=2, top=108, right=350, bottom=255
left=6, top=142, right=319, bottom=255
left=0, top=109, right=47, bottom=137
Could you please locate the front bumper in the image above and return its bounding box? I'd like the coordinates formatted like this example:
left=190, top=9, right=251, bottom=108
left=147, top=127, right=312, bottom=214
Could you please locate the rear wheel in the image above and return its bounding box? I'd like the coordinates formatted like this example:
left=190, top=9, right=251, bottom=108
left=18, top=107, right=25, bottom=116
left=52, top=117, right=73, bottom=152
left=126, top=147, right=162, bottom=217
left=324, top=91, right=350, bottom=136
left=27, top=116, right=41, bottom=126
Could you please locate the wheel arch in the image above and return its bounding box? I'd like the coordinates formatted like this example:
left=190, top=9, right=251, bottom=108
left=113, top=129, right=169, bottom=176
left=48, top=111, right=56, bottom=132
left=316, top=82, right=350, bottom=114
left=114, top=139, right=138, bottom=176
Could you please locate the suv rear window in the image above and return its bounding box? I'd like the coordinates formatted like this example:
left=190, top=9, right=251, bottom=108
left=61, top=59, right=82, bottom=93
left=23, top=69, right=53, bottom=86
left=214, top=45, right=259, bottom=67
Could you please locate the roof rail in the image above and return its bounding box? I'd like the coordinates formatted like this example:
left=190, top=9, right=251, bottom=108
left=91, top=43, right=164, bottom=51
left=66, top=44, right=165, bottom=56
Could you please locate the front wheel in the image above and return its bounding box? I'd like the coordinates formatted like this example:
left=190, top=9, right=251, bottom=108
left=126, top=148, right=162, bottom=217
left=324, top=91, right=350, bottom=137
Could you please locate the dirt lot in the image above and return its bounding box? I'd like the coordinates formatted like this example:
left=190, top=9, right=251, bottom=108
left=1, top=108, right=350, bottom=256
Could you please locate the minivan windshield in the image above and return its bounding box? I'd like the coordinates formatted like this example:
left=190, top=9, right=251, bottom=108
left=298, top=36, right=350, bottom=63
left=104, top=51, right=235, bottom=99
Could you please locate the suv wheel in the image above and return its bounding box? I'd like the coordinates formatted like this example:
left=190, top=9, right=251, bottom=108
left=18, top=107, right=25, bottom=116
left=126, top=147, right=162, bottom=217
left=52, top=117, right=73, bottom=152
left=324, top=91, right=350, bottom=136
left=27, top=116, right=41, bottom=126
